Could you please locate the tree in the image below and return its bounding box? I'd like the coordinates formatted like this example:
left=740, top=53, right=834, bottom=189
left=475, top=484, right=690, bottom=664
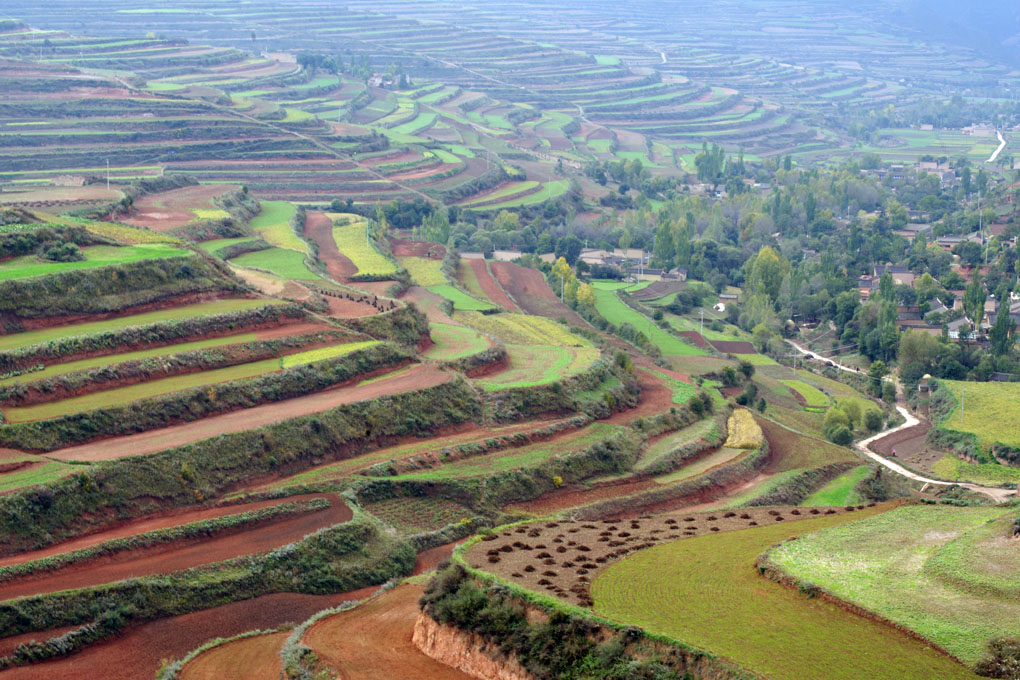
left=552, top=257, right=572, bottom=301
left=555, top=235, right=583, bottom=265
left=745, top=246, right=789, bottom=304
left=737, top=359, right=755, bottom=380
left=963, top=274, right=985, bottom=329
left=576, top=283, right=596, bottom=309
left=989, top=306, right=1016, bottom=357
left=868, top=360, right=889, bottom=397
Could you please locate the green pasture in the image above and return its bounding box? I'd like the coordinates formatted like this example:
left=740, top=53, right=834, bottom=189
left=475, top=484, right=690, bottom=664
left=937, top=380, right=1020, bottom=454
left=932, top=455, right=1020, bottom=486
left=593, top=506, right=982, bottom=680
left=475, top=344, right=599, bottom=391
left=424, top=323, right=490, bottom=361
left=653, top=447, right=747, bottom=484
left=249, top=201, right=306, bottom=253
left=639, top=367, right=697, bottom=405
left=634, top=417, right=718, bottom=471
left=769, top=505, right=1016, bottom=665
left=0, top=244, right=189, bottom=282
left=332, top=219, right=399, bottom=277
left=280, top=340, right=381, bottom=368
left=476, top=181, right=570, bottom=210
left=229, top=247, right=321, bottom=281
left=779, top=379, right=830, bottom=408
left=426, top=284, right=496, bottom=312
left=802, top=465, right=869, bottom=506
left=398, top=257, right=447, bottom=287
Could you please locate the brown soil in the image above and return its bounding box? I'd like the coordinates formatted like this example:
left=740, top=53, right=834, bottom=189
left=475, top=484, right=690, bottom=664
left=676, top=330, right=710, bottom=349
left=466, top=505, right=869, bottom=607
left=1, top=291, right=244, bottom=335
left=47, top=363, right=451, bottom=462
left=400, top=286, right=454, bottom=324
left=709, top=340, right=756, bottom=354
left=413, top=540, right=467, bottom=574
left=603, top=369, right=675, bottom=425
left=303, top=210, right=357, bottom=280
left=349, top=280, right=398, bottom=297
left=0, top=494, right=351, bottom=601
left=631, top=281, right=687, bottom=301
left=325, top=295, right=378, bottom=318
left=389, top=163, right=458, bottom=181
left=303, top=584, right=474, bottom=680
left=0, top=588, right=379, bottom=680
left=869, top=423, right=944, bottom=471
left=392, top=239, right=445, bottom=259
left=121, top=185, right=234, bottom=232
left=505, top=477, right=660, bottom=515
left=254, top=322, right=335, bottom=340
left=467, top=259, right=518, bottom=312
left=180, top=631, right=289, bottom=680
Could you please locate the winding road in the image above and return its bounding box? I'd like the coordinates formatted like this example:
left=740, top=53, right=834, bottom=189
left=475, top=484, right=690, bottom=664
left=785, top=340, right=1013, bottom=501
left=988, top=129, right=1007, bottom=164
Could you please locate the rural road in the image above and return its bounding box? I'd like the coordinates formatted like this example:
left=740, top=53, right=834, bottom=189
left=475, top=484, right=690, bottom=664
left=988, top=130, right=1007, bottom=164
left=785, top=340, right=1014, bottom=501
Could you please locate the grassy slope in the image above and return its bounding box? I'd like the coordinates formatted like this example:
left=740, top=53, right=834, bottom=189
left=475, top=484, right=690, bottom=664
left=249, top=201, right=305, bottom=253
left=475, top=344, right=599, bottom=391
left=769, top=505, right=1016, bottom=665
left=939, top=380, right=1020, bottom=452
left=801, top=465, right=870, bottom=506
left=229, top=247, right=321, bottom=281
left=424, top=323, right=489, bottom=361
left=426, top=284, right=496, bottom=311
left=593, top=507, right=982, bottom=680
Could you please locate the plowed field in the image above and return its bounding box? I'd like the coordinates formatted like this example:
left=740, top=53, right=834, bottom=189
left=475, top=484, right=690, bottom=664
left=303, top=210, right=357, bottom=280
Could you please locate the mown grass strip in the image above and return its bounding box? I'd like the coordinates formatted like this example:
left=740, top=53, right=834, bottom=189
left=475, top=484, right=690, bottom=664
left=0, top=244, right=189, bottom=282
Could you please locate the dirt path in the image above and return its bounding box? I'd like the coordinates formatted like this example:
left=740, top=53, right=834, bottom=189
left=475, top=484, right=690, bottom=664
left=303, top=210, right=357, bottom=280
left=303, top=584, right=474, bottom=680
left=47, top=364, right=451, bottom=462
left=0, top=495, right=351, bottom=602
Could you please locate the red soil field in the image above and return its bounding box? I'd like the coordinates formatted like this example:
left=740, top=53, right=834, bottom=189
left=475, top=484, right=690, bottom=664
left=180, top=631, right=289, bottom=680
left=303, top=211, right=358, bottom=280
left=0, top=588, right=379, bottom=680
left=47, top=363, right=452, bottom=462
left=467, top=259, right=518, bottom=311
left=303, top=584, right=473, bottom=680
left=400, top=286, right=454, bottom=323
left=121, top=185, right=234, bottom=232
left=350, top=280, right=398, bottom=297
left=325, top=295, right=378, bottom=318
left=360, top=150, right=420, bottom=167
left=413, top=540, right=465, bottom=574
left=709, top=340, right=757, bottom=354
left=604, top=369, right=676, bottom=425
left=676, top=330, right=710, bottom=349
left=389, top=163, right=459, bottom=181
left=391, top=238, right=445, bottom=259
left=0, top=494, right=351, bottom=601
left=489, top=261, right=589, bottom=328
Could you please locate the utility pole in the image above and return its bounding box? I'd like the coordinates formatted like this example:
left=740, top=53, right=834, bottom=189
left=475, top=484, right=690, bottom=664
left=960, top=387, right=965, bottom=426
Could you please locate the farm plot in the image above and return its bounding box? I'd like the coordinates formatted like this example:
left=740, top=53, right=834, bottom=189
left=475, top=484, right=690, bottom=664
left=459, top=258, right=517, bottom=311
left=593, top=288, right=706, bottom=357
left=386, top=423, right=623, bottom=481
left=363, top=496, right=473, bottom=534
left=779, top=379, right=830, bottom=410
left=426, top=284, right=495, bottom=312
left=801, top=465, right=870, bottom=506
left=0, top=493, right=352, bottom=601
left=936, top=380, right=1020, bottom=456
left=767, top=504, right=1017, bottom=666
left=0, top=244, right=189, bottom=281
left=453, top=311, right=590, bottom=347
left=179, top=631, right=288, bottom=680
left=397, top=256, right=447, bottom=286
left=332, top=217, right=398, bottom=278
left=589, top=506, right=981, bottom=680
left=228, top=247, right=321, bottom=281
left=424, top=322, right=490, bottom=361
left=474, top=344, right=600, bottom=391
left=248, top=200, right=305, bottom=253
left=122, top=185, right=236, bottom=232
left=302, top=584, right=474, bottom=680
left=48, top=363, right=451, bottom=462
left=0, top=298, right=282, bottom=353
left=489, top=261, right=589, bottom=329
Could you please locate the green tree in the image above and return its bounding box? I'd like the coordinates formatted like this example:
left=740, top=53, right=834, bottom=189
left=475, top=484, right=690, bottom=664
left=745, top=246, right=789, bottom=304
left=868, top=360, right=889, bottom=397
left=989, top=306, right=1016, bottom=356
left=963, top=274, right=985, bottom=328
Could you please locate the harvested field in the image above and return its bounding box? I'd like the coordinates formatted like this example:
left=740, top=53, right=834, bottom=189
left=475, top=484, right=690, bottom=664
left=467, top=259, right=518, bottom=311
left=399, top=286, right=454, bottom=324
left=302, top=584, right=474, bottom=680
left=676, top=330, right=710, bottom=348
left=303, top=210, right=357, bottom=280
left=424, top=322, right=490, bottom=361
left=47, top=363, right=451, bottom=462
left=631, top=281, right=687, bottom=301
left=591, top=504, right=981, bottom=680
left=391, top=238, right=444, bottom=259
left=868, top=422, right=941, bottom=470
left=466, top=505, right=869, bottom=607
left=324, top=295, right=378, bottom=318
left=122, top=185, right=234, bottom=232
left=180, top=631, right=289, bottom=680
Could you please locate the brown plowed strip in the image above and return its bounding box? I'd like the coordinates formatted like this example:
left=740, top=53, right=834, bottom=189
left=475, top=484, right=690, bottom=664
left=304, top=211, right=357, bottom=280
left=180, top=631, right=289, bottom=680
left=0, top=495, right=341, bottom=566
left=121, top=185, right=234, bottom=232
left=709, top=340, right=756, bottom=354
left=303, top=584, right=473, bottom=680
left=489, top=261, right=590, bottom=328
left=0, top=495, right=352, bottom=601
left=350, top=280, right=398, bottom=297
left=391, top=239, right=445, bottom=258
left=603, top=370, right=675, bottom=424
left=399, top=286, right=454, bottom=324
left=0, top=588, right=378, bottom=680
left=253, top=322, right=335, bottom=340
left=468, top=259, right=518, bottom=311
left=48, top=364, right=451, bottom=462
left=325, top=296, right=378, bottom=318
left=677, top=330, right=710, bottom=349
left=413, top=540, right=466, bottom=574
left=505, top=477, right=659, bottom=515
